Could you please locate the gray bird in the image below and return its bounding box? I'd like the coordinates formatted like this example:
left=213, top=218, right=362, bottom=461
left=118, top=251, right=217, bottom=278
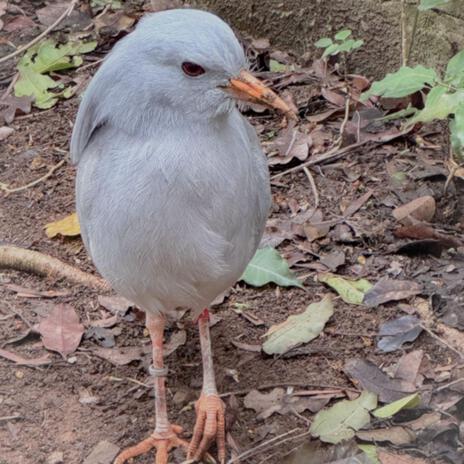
left=71, top=9, right=293, bottom=464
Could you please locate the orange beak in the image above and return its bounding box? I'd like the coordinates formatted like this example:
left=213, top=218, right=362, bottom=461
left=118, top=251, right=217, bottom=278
left=224, top=69, right=297, bottom=120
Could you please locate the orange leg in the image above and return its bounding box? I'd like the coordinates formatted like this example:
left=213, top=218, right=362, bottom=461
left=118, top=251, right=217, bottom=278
left=114, top=313, right=188, bottom=464
left=187, top=309, right=226, bottom=464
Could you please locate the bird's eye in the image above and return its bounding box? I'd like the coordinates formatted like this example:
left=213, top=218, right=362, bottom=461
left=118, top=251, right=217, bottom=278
left=182, top=62, right=205, bottom=77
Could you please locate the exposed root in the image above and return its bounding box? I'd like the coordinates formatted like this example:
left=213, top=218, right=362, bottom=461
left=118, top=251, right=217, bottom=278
left=0, top=245, right=110, bottom=291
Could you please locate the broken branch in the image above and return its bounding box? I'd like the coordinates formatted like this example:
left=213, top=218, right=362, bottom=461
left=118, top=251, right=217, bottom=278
left=0, top=245, right=110, bottom=291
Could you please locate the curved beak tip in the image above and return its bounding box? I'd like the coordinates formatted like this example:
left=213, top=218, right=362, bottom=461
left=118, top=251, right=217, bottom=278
left=226, top=70, right=298, bottom=120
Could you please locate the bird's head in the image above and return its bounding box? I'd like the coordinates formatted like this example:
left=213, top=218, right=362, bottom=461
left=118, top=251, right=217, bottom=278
left=71, top=9, right=294, bottom=161
left=118, top=9, right=294, bottom=121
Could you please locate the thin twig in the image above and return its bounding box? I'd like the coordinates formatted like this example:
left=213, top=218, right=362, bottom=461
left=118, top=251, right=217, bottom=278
left=271, top=140, right=366, bottom=180
left=78, top=57, right=105, bottom=73
left=338, top=96, right=351, bottom=142
left=407, top=8, right=420, bottom=64
left=1, top=159, right=65, bottom=193
left=0, top=414, right=22, bottom=422
left=1, top=73, right=18, bottom=100
left=0, top=0, right=77, bottom=65
left=219, top=381, right=360, bottom=398
left=401, top=0, right=408, bottom=66
left=436, top=377, right=464, bottom=392
left=421, top=324, right=464, bottom=359
left=303, top=166, right=319, bottom=218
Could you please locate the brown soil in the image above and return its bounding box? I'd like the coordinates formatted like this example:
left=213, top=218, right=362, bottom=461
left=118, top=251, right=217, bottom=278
left=1, top=3, right=463, bottom=464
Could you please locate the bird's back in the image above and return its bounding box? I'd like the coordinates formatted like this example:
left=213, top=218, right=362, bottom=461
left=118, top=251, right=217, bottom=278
left=76, top=109, right=270, bottom=317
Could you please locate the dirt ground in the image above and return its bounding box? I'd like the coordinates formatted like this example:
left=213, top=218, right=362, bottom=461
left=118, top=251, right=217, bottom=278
left=1, top=2, right=463, bottom=464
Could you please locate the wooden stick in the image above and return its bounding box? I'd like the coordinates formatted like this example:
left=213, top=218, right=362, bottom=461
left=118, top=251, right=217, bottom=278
left=0, top=0, right=77, bottom=65
left=0, top=245, right=110, bottom=291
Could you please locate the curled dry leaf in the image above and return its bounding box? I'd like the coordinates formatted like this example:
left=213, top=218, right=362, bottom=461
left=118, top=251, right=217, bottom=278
left=38, top=304, right=84, bottom=358
left=269, top=125, right=312, bottom=166
left=97, top=294, right=133, bottom=316
left=363, top=278, right=422, bottom=307
left=393, top=196, right=436, bottom=226
left=0, top=95, right=33, bottom=124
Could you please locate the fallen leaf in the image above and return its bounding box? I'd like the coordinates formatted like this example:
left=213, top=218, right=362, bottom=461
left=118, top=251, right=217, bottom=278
left=377, top=316, right=423, bottom=352
left=241, top=247, right=303, bottom=288
left=164, top=330, right=186, bottom=357
left=36, top=2, right=69, bottom=26
left=45, top=213, right=81, bottom=238
left=85, top=327, right=115, bottom=348
left=318, top=273, right=372, bottom=305
left=91, top=346, right=143, bottom=366
left=38, top=304, right=84, bottom=358
left=363, top=278, right=422, bottom=307
left=394, top=350, right=424, bottom=386
left=0, top=126, right=14, bottom=141
left=97, top=295, right=133, bottom=316
left=244, top=388, right=330, bottom=419
left=319, top=251, right=346, bottom=271
left=0, top=95, right=33, bottom=124
left=356, top=426, right=416, bottom=445
left=393, top=224, right=462, bottom=248
left=344, top=359, right=416, bottom=402
left=303, top=210, right=331, bottom=242
left=263, top=296, right=333, bottom=355
left=83, top=441, right=120, bottom=464
left=269, top=125, right=312, bottom=165
left=310, top=391, right=377, bottom=444
left=4, top=15, right=36, bottom=33
left=392, top=196, right=436, bottom=226
left=231, top=340, right=262, bottom=352
left=90, top=315, right=118, bottom=328
left=377, top=450, right=428, bottom=464
left=0, top=347, right=51, bottom=366
left=93, top=10, right=135, bottom=36
left=373, top=393, right=421, bottom=418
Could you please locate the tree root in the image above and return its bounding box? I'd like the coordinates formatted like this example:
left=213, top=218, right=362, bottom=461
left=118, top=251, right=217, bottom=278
left=0, top=245, right=110, bottom=292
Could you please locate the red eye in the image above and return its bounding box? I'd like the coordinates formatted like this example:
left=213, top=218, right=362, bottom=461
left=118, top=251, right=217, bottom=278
left=182, top=62, right=205, bottom=77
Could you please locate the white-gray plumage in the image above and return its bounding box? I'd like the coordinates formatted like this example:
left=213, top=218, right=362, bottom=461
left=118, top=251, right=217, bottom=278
left=71, top=9, right=272, bottom=319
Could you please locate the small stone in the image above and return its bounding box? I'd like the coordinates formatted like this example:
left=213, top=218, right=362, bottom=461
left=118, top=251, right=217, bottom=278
left=47, top=451, right=64, bottom=464
left=83, top=441, right=120, bottom=464
left=67, top=356, right=77, bottom=364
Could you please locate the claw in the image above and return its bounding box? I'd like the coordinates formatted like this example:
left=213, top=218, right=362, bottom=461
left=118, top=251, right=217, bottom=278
left=187, top=394, right=226, bottom=464
left=114, top=424, right=188, bottom=464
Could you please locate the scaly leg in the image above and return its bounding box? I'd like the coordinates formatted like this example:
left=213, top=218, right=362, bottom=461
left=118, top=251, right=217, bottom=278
left=187, top=308, right=226, bottom=464
left=114, top=312, right=188, bottom=464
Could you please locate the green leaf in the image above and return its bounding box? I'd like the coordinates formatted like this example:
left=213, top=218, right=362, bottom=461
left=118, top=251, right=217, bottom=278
left=361, top=66, right=437, bottom=100
left=373, top=393, right=421, bottom=418
left=310, top=391, right=378, bottom=444
left=262, top=296, right=333, bottom=355
left=14, top=66, right=60, bottom=109
left=269, top=59, right=287, bottom=72
left=358, top=444, right=381, bottom=464
left=241, top=247, right=303, bottom=288
left=335, top=29, right=352, bottom=41
left=322, top=43, right=342, bottom=58
left=445, top=49, right=464, bottom=85
left=418, top=0, right=450, bottom=10
left=451, top=104, right=464, bottom=158
left=409, top=87, right=464, bottom=124
left=352, top=39, right=364, bottom=50
left=91, top=0, right=122, bottom=9
left=315, top=37, right=333, bottom=48
left=318, top=273, right=372, bottom=305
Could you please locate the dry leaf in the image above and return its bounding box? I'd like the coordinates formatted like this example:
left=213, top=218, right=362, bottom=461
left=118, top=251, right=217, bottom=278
left=83, top=441, right=120, bottom=464
left=0, top=347, right=51, bottom=366
left=91, top=346, right=143, bottom=366
left=45, top=213, right=81, bottom=238
left=393, top=196, right=436, bottom=226
left=4, top=15, right=36, bottom=33
left=164, top=330, right=186, bottom=357
left=269, top=125, right=312, bottom=166
left=0, top=95, right=33, bottom=124
left=0, top=126, right=14, bottom=141
left=364, top=278, right=422, bottom=307
left=38, top=304, right=84, bottom=358
left=378, top=450, right=428, bottom=464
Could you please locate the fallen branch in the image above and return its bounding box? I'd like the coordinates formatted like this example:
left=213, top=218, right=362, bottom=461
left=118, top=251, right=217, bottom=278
left=1, top=159, right=65, bottom=193
left=0, top=245, right=110, bottom=291
left=0, top=0, right=77, bottom=65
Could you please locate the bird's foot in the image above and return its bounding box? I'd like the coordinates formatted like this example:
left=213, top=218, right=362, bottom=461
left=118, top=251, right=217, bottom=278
left=114, top=424, right=188, bottom=464
left=187, top=393, right=226, bottom=464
